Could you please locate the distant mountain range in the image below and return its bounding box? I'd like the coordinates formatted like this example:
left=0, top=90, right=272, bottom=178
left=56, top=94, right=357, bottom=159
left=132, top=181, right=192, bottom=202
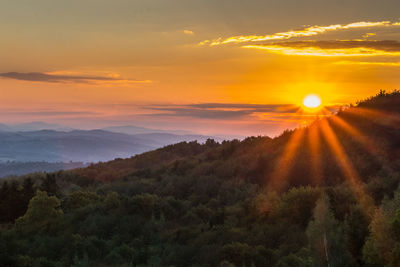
left=0, top=121, right=196, bottom=135
left=0, top=122, right=239, bottom=177
left=0, top=121, right=73, bottom=132
left=101, top=125, right=195, bottom=135
left=0, top=128, right=223, bottom=163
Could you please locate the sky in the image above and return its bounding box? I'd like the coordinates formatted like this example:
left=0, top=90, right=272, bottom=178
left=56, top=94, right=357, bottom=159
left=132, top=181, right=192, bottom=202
left=0, top=0, right=399, bottom=136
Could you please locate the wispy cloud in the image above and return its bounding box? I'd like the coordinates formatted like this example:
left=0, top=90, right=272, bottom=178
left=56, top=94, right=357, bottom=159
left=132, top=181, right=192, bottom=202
left=0, top=72, right=151, bottom=85
left=200, top=21, right=398, bottom=46
left=243, top=40, right=400, bottom=57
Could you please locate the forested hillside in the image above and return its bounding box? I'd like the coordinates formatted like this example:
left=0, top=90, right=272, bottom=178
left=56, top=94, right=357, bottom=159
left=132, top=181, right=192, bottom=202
left=1, top=91, right=400, bottom=267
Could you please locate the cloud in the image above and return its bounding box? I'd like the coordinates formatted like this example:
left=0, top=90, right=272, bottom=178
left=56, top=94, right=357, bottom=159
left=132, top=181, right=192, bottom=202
left=200, top=21, right=398, bottom=46
left=144, top=103, right=302, bottom=120
left=188, top=103, right=298, bottom=112
left=0, top=72, right=151, bottom=84
left=335, top=61, right=400, bottom=66
left=0, top=110, right=99, bottom=116
left=243, top=40, right=400, bottom=57
left=363, top=33, right=376, bottom=38
left=148, top=108, right=254, bottom=119
left=183, top=30, right=194, bottom=35
left=254, top=40, right=400, bottom=51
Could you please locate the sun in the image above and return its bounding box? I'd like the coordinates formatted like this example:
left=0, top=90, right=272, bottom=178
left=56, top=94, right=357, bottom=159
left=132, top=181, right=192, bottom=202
left=303, top=94, right=321, bottom=109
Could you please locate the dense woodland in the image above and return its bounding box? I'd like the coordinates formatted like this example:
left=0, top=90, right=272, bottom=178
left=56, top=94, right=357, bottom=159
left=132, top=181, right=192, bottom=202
left=1, top=91, right=400, bottom=266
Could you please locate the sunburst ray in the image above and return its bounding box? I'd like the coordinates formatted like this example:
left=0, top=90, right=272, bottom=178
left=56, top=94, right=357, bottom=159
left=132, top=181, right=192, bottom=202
left=319, top=119, right=375, bottom=216
left=329, top=116, right=385, bottom=158
left=268, top=128, right=306, bottom=191
left=345, top=107, right=400, bottom=128
left=307, top=123, right=323, bottom=185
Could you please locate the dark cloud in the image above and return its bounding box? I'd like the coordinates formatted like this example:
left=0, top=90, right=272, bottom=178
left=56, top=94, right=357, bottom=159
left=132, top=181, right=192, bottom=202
left=148, top=108, right=253, bottom=119
left=144, top=103, right=300, bottom=119
left=0, top=72, right=147, bottom=84
left=188, top=103, right=298, bottom=111
left=254, top=40, right=400, bottom=51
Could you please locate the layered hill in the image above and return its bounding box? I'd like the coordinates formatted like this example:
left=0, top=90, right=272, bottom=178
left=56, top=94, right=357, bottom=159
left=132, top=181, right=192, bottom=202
left=0, top=129, right=219, bottom=164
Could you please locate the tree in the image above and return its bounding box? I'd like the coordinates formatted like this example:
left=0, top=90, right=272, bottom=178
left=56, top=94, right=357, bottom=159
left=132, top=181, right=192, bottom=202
left=63, top=191, right=99, bottom=211
left=344, top=204, right=370, bottom=265
left=15, top=190, right=63, bottom=233
left=104, top=191, right=120, bottom=209
left=222, top=242, right=253, bottom=267
left=40, top=173, right=61, bottom=197
left=0, top=180, right=24, bottom=223
left=307, top=195, right=350, bottom=267
left=22, top=177, right=35, bottom=198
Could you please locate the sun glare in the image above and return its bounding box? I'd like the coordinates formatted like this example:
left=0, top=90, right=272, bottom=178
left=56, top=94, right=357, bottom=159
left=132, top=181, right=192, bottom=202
left=303, top=94, right=321, bottom=108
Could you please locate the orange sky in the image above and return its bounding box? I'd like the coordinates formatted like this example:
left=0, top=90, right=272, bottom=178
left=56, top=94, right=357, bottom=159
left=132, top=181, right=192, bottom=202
left=0, top=1, right=399, bottom=136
